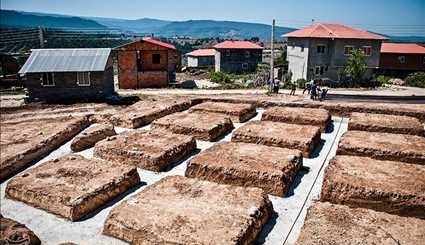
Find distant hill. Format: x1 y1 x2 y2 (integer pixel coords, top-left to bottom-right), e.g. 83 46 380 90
0 9 106 29
155 20 296 39
90 17 171 34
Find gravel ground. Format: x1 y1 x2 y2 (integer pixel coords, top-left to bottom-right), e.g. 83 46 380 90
0 109 348 245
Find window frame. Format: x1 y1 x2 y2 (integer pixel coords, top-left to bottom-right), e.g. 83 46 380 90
317 44 326 54
76 72 91 86
152 53 161 64
40 72 55 87
225 50 231 57
244 50 250 58
362 46 372 56
242 63 249 70
398 55 406 64
344 45 354 56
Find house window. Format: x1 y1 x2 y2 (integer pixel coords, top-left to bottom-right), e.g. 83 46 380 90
244 51 250 58
152 53 161 64
41 73 55 86
136 50 142 71
422 56 425 64
398 56 406 64
362 46 372 56
317 45 326 54
315 66 324 76
242 63 248 70
226 50 231 57
77 72 90 86
344 46 354 56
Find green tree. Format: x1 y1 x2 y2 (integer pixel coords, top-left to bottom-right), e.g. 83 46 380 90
344 49 367 82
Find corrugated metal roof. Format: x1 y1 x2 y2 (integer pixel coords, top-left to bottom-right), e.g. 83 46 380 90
283 23 387 40
186 49 216 57
213 41 263 50
381 43 425 54
19 48 111 73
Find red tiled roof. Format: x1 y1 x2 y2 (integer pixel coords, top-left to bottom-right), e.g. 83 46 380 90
186 49 216 56
213 41 263 50
381 43 425 54
284 23 387 40
142 37 176 50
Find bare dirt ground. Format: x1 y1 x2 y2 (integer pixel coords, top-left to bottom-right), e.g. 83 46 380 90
321 155 425 218
295 202 425 245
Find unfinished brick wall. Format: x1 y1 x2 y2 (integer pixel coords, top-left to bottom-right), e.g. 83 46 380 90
116 40 180 89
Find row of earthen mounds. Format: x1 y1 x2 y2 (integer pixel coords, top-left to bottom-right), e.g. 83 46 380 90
296 109 425 243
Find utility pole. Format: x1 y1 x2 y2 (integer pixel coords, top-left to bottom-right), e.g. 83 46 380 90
38 26 44 48
269 19 275 92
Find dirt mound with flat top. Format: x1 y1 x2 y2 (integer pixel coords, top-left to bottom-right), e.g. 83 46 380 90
349 112 424 135
103 176 273 245
0 116 89 182
337 130 425 164
232 121 321 157
186 142 302 196
295 202 425 245
94 129 196 171
189 102 256 122
151 112 234 141
0 214 41 245
71 123 116 152
321 155 425 218
109 98 192 128
262 106 331 132
6 154 140 221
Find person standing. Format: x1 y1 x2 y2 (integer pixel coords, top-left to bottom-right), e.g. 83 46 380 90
303 79 314 94
290 82 296 95
310 81 317 100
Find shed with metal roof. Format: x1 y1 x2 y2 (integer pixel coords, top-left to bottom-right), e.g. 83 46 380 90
20 48 114 102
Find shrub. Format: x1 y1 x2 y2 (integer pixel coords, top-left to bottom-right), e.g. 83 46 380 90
209 71 231 83
369 75 390 87
344 49 367 83
405 72 425 88
295 78 307 89
221 82 244 89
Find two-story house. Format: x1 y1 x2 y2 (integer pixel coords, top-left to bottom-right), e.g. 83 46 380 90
284 23 387 82
214 41 263 74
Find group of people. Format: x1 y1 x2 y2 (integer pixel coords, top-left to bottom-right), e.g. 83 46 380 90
303 79 328 101
269 78 328 101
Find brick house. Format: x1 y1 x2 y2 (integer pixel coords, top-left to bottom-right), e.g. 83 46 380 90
115 37 180 89
379 43 425 77
284 23 387 82
214 41 263 73
186 49 215 69
19 48 114 102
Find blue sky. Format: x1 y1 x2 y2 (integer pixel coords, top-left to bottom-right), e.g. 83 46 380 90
3 0 425 36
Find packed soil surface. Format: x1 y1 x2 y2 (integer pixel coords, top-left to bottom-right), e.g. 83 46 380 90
295 202 425 245
232 121 321 157
324 102 425 122
94 130 196 171
262 107 331 132
5 154 140 221
338 130 425 164
186 142 302 196
321 155 425 218
71 124 116 152
188 102 257 123
151 112 234 141
103 176 273 244
0 214 41 245
0 103 121 123
0 116 90 182
108 98 192 128
348 112 424 135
